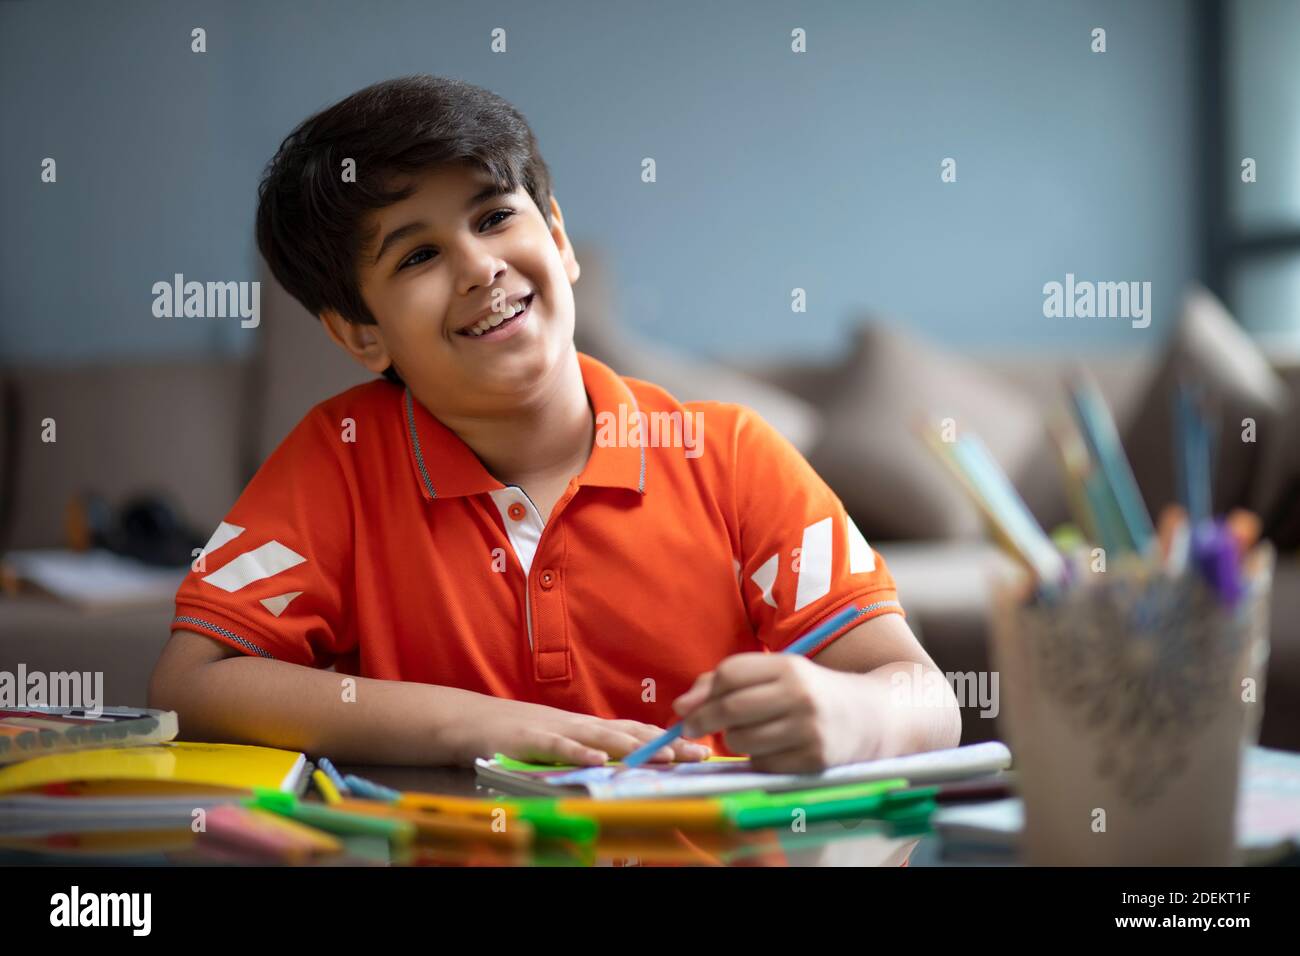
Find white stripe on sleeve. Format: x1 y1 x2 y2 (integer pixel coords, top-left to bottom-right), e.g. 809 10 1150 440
794 517 833 611
202 540 306 593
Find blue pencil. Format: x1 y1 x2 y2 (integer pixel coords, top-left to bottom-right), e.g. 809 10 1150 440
342 773 402 803
618 604 865 770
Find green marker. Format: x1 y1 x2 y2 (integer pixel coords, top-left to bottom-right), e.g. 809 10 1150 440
722 779 929 830
722 778 908 813
729 792 892 830
247 788 415 842
500 801 600 844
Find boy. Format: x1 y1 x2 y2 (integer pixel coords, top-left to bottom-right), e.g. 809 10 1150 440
149 75 960 771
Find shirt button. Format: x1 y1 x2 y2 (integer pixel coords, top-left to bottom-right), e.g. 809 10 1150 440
540 569 556 589
507 503 526 521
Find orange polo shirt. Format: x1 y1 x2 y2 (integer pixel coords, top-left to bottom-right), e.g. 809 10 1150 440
171 352 904 756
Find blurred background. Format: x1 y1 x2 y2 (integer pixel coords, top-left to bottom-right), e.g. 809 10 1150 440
1 0 1297 746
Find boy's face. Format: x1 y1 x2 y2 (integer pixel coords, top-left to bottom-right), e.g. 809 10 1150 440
325 162 581 414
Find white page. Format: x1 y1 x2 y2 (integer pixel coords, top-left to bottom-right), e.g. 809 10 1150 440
3 549 186 607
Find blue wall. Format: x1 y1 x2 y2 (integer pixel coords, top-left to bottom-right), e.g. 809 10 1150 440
0 0 1197 365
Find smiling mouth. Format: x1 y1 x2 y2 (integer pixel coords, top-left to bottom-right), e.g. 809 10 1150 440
456 293 535 338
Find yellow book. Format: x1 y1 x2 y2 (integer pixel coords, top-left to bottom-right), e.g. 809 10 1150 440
0 829 197 856
0 741 306 796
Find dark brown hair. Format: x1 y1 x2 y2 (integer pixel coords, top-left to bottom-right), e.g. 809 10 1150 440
255 75 554 385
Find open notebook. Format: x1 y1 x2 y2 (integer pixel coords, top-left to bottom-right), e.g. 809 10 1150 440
476 741 1012 800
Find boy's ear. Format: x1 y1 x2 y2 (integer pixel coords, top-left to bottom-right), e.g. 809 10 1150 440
319 309 393 375
548 195 581 285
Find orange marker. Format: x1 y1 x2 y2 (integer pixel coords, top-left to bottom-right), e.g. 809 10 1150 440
399 791 725 830
552 798 727 829
1225 508 1261 555
1157 504 1188 563
334 798 535 847
397 792 506 818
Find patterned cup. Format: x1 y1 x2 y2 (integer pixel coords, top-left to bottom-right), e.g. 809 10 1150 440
988 545 1273 866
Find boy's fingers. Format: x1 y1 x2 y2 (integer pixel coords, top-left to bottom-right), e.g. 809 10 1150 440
639 740 706 763
613 725 703 763
626 725 676 762
681 681 790 737
669 738 711 761
568 743 611 765
586 726 657 758
672 673 715 714
675 658 781 722
719 715 806 758
517 732 607 766
710 653 787 695
610 721 671 745
672 688 704 714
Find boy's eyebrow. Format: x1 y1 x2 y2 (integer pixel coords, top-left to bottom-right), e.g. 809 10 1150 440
370 183 513 265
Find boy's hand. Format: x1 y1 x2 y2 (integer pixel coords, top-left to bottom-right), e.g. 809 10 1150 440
672 653 885 773
458 702 712 767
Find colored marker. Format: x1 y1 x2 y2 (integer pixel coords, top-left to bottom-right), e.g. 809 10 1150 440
312 768 342 805
1192 520 1245 606
315 756 351 795
725 787 935 831
1225 508 1261 555
922 427 1067 590
202 805 342 862
243 807 345 853
333 798 536 847
721 778 907 814
342 773 401 802
398 792 599 843
1068 374 1155 555
536 797 726 830
247 788 415 842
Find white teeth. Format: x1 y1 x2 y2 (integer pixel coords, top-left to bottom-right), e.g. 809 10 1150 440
465 296 529 336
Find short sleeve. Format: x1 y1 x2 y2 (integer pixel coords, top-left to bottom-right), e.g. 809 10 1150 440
170 407 355 667
731 406 903 653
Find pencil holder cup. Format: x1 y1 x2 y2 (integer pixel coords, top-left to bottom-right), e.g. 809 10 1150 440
988 546 1273 866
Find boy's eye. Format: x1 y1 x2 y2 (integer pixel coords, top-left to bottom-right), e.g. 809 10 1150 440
481 208 514 230
395 209 515 271
398 248 435 271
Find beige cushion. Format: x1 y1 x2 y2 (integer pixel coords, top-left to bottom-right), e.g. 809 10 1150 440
0 597 173 708
0 374 17 551
2 360 249 550
807 320 1047 540
1126 285 1294 520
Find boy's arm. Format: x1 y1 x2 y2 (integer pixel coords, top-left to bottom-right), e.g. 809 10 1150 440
148 630 708 767
676 405 963 770
811 613 963 755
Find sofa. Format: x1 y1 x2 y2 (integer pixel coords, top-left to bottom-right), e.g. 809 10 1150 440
2 242 1296 751
733 333 1300 750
